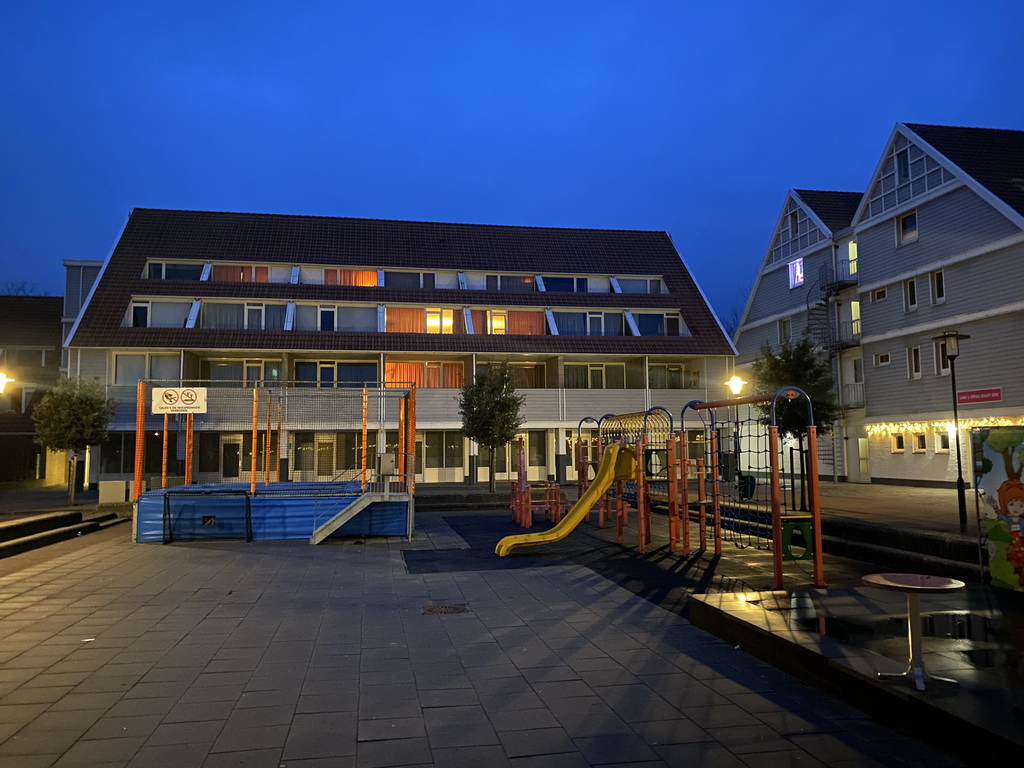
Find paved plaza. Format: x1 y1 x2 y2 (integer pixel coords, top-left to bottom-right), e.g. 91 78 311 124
0 509 971 768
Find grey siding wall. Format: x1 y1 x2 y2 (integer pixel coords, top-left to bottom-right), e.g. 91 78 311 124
76 349 108 382
862 314 1023 419
744 244 833 324
857 186 1021 287
734 309 811 364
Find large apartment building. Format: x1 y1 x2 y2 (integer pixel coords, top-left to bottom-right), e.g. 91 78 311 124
65 208 736 488
735 123 1024 486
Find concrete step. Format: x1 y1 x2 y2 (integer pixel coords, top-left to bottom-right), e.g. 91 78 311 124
0 511 128 559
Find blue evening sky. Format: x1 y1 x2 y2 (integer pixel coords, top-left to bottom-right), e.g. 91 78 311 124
1 1 1021 328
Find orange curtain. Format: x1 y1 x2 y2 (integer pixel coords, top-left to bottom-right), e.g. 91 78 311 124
385 362 424 388
211 265 268 283
508 311 545 335
325 269 339 285
470 310 486 335
385 307 425 333
442 363 464 388
342 270 377 287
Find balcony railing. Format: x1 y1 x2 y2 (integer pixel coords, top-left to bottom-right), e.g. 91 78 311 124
843 382 865 409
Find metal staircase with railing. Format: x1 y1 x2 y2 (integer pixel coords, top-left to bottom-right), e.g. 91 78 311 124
308 462 414 545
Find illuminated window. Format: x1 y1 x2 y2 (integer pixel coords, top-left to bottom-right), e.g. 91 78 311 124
847 242 858 276
425 308 454 334
788 258 804 288
487 310 507 335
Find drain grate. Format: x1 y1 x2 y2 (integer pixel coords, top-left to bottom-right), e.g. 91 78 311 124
422 601 467 615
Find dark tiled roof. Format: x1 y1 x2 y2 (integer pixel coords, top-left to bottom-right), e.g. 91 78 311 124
0 296 63 348
904 123 1024 218
69 209 735 356
792 190 862 233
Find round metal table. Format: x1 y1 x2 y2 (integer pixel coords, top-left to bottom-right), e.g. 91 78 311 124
862 573 966 691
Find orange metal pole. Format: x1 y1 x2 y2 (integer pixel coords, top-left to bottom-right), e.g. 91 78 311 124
769 425 784 589
806 425 825 588
636 435 647 553
575 439 583 500
710 430 722 556
666 434 678 553
696 458 706 549
680 432 692 555
185 412 193 486
408 385 416 494
275 402 282 483
133 381 146 501
361 387 368 491
161 414 168 489
596 434 605 525
397 396 406 478
250 388 258 494
264 395 271 486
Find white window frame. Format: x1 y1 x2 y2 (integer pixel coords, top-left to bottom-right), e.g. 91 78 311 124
898 210 919 245
129 301 150 328
912 433 927 454
903 278 917 312
425 307 454 334
936 431 951 454
871 286 887 302
873 352 890 367
319 305 336 332
934 339 950 376
788 258 804 289
245 303 265 330
891 433 906 454
487 309 507 335
931 270 945 304
778 317 792 344
907 346 922 380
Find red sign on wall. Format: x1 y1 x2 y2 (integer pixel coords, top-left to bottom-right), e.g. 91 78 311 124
957 388 1002 405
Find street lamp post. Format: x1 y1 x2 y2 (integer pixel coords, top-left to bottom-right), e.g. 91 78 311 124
933 331 970 533
724 376 747 488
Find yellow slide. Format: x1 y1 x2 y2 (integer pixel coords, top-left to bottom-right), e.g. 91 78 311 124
495 444 636 556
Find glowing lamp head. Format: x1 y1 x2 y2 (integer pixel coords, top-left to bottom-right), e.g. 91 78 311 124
0 372 13 394
724 375 747 396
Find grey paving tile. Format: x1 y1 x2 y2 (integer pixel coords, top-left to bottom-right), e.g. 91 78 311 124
126 741 211 768
83 714 164 740
629 717 714 745
358 684 420 720
1 686 75 705
296 692 358 713
653 740 749 767
357 716 426 741
145 719 225 746
355 736 431 768
422 705 499 748
282 713 357 759
418 687 479 708
573 733 661 763
0 728 83 757
429 744 511 767
505 751 590 767
51 736 147 766
200 748 284 768
212 724 290 755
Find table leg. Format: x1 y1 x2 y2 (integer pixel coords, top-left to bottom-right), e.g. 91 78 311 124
877 592 958 691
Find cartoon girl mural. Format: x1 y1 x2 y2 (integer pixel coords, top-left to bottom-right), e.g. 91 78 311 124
994 480 1024 587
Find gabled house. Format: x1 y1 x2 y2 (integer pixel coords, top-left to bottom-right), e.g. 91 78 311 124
65 208 736 488
735 122 1024 487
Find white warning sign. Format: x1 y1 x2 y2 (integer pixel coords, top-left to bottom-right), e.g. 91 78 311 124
152 387 208 414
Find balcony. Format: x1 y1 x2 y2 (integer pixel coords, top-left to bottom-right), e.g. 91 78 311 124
106 384 709 431
843 382 865 409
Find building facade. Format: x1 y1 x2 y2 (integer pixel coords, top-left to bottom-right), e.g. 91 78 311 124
65 209 736 488
0 295 66 482
735 123 1024 486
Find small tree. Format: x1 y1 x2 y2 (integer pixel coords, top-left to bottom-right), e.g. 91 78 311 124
32 377 116 504
750 331 839 440
459 363 525 492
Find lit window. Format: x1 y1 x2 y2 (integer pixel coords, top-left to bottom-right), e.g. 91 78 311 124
425 308 454 334
898 211 918 244
487 310 507 335
847 242 858 276
788 258 804 288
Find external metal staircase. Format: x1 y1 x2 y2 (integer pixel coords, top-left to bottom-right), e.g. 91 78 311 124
308 474 413 545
